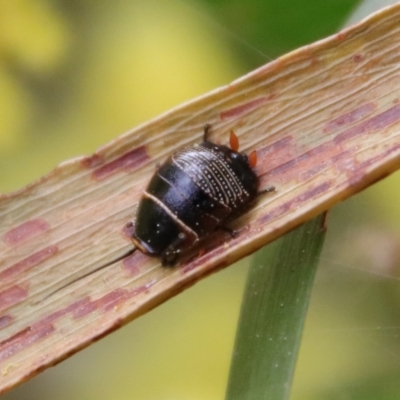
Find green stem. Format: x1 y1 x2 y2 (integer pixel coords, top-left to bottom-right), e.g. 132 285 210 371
226 214 327 400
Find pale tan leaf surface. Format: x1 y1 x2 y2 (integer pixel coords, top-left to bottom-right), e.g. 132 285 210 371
1 4 400 393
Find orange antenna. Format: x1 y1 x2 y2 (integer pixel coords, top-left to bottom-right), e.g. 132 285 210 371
229 130 239 151
248 150 257 168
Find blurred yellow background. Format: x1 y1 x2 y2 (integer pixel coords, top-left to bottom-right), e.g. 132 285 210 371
1 1 400 399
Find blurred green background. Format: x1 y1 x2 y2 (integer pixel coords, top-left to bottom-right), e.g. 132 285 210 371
2 1 400 399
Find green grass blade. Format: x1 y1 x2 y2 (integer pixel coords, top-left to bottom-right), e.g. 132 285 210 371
225 214 327 400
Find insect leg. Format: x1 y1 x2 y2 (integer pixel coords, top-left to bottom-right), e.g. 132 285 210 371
161 232 187 266
217 225 238 238
258 186 276 195
203 123 211 142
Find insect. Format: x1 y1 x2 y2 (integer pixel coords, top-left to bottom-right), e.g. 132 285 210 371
130 124 274 266
44 124 274 299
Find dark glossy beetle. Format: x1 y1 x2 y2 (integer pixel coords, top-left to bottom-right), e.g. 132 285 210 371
130 124 274 266
44 124 274 299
